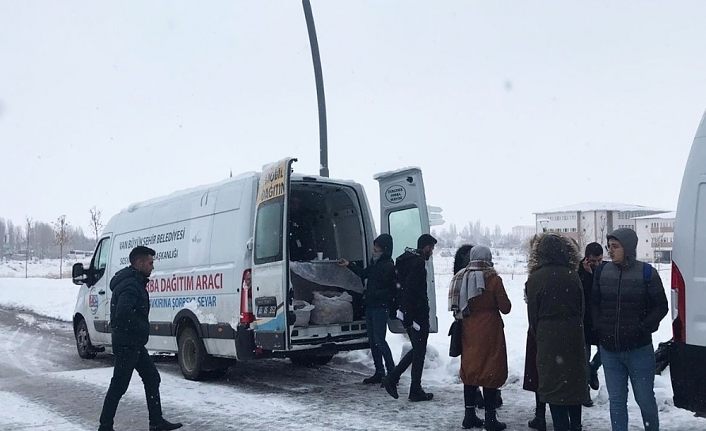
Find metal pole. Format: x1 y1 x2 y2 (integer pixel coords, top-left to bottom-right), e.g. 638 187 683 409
302 0 329 177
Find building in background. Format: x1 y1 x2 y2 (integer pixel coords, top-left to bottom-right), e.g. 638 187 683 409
632 212 676 263
534 202 667 250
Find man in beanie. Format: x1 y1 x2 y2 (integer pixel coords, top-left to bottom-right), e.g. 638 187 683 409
98 246 182 431
339 234 397 384
383 233 437 402
591 228 668 431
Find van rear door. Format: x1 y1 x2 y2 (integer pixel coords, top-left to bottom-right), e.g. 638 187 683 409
374 168 438 334
251 158 296 351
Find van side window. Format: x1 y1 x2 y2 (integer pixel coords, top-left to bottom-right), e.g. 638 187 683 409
388 207 422 259
91 238 111 282
255 198 284 264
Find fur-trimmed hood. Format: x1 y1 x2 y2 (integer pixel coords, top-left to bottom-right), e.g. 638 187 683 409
527 233 580 274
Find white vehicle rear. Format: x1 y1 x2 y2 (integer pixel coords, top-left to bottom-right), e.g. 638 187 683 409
670 112 706 413
72 158 438 380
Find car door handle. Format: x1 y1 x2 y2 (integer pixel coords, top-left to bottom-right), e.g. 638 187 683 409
98 290 106 295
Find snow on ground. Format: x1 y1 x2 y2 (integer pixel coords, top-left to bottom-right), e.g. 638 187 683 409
0 257 87 279
0 391 88 430
0 251 701 430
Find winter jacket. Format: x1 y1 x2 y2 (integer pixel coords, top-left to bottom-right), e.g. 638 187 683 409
526 233 589 405
591 228 669 352
460 271 511 388
395 248 429 328
110 266 151 347
348 234 396 308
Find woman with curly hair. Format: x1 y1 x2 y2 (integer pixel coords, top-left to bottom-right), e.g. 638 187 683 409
526 233 589 431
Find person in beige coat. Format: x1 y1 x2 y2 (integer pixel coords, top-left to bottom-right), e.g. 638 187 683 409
450 246 511 430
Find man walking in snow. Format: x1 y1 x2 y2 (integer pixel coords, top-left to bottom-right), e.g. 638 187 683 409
383 234 437 402
98 246 183 431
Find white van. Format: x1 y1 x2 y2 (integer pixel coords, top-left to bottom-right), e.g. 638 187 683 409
72 158 438 380
670 112 706 413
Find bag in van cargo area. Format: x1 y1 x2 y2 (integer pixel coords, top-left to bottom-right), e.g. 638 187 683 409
293 300 315 327
310 291 354 325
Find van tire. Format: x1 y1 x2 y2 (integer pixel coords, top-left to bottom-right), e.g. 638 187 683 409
290 353 334 367
177 326 207 380
75 318 97 359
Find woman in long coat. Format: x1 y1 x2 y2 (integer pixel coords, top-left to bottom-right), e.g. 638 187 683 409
526 233 589 431
450 246 511 430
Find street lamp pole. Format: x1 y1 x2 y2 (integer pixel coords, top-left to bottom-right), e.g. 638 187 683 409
302 0 329 177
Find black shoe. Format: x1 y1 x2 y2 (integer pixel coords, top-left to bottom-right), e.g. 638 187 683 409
589 371 600 390
149 419 183 431
381 376 399 399
528 416 547 431
484 409 506 431
408 388 434 402
583 398 594 408
363 373 383 384
462 407 484 429
97 426 114 431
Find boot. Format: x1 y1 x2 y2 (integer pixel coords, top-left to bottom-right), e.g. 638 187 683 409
408 386 434 402
149 419 183 431
463 408 484 429
382 375 399 399
528 416 547 431
363 373 384 384
484 408 506 431
97 426 114 431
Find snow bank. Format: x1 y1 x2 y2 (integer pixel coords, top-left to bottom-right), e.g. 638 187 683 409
0 278 77 321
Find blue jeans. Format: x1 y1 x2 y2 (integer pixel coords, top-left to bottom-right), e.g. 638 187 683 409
366 306 395 375
600 344 659 431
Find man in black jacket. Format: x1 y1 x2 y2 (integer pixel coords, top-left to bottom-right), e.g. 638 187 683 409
98 246 182 431
383 233 436 402
591 228 668 431
339 234 397 384
577 242 604 404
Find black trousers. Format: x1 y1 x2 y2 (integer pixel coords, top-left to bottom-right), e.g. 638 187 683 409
464 385 500 409
549 404 582 431
99 345 163 428
390 323 429 390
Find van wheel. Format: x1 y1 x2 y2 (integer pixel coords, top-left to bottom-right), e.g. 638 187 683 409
290 353 334 367
178 326 207 380
75 318 97 359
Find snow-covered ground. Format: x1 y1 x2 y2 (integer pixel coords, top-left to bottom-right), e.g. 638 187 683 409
0 257 87 279
0 252 701 430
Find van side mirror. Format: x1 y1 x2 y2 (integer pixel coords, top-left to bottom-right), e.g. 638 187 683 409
72 263 87 286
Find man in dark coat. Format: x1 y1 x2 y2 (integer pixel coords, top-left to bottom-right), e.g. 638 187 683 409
577 242 604 402
382 233 436 402
98 246 182 431
339 234 397 384
592 228 668 431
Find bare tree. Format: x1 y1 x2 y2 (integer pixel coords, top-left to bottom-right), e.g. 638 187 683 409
598 215 607 244
25 217 32 278
89 206 104 244
53 215 71 279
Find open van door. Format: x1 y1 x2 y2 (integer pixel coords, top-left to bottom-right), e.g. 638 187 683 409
251 158 297 351
374 167 438 334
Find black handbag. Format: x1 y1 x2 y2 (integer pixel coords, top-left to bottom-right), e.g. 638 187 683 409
448 319 463 357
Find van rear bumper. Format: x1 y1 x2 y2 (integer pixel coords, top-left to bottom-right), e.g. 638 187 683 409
671 341 706 413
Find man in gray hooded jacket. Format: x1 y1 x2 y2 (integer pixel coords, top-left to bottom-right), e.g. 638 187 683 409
591 228 668 431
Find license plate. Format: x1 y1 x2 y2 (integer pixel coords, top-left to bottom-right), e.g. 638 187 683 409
256 305 277 318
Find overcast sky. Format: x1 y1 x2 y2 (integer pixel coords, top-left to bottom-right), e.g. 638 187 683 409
2 1 705 235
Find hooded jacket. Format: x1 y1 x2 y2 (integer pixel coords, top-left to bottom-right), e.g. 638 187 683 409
395 247 429 328
591 228 669 352
348 234 396 308
525 233 589 405
109 266 151 347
